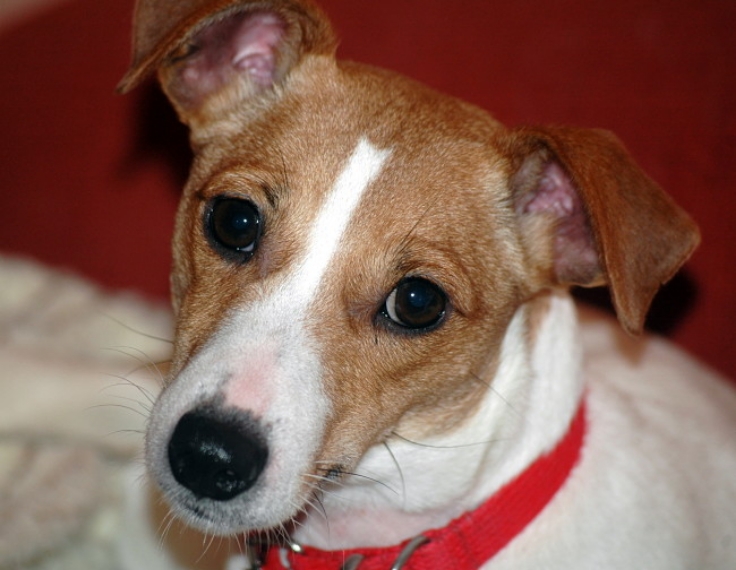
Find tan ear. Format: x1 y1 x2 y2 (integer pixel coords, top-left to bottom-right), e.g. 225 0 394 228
117 0 335 125
506 126 700 335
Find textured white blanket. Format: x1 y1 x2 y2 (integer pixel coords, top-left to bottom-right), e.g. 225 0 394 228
0 256 232 569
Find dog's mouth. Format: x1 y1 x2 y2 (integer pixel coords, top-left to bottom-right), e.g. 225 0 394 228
159 451 355 538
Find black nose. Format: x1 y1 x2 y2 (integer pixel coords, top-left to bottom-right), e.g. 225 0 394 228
167 409 268 501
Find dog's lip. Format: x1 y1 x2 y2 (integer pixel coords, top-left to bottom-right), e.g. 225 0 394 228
188 502 217 523
157 455 332 534
168 494 225 530
169 492 261 535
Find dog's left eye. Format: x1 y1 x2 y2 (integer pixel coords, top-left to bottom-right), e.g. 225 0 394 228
382 277 447 331
206 197 262 260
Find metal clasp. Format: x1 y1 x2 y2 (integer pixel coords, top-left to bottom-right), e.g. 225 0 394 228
243 540 266 570
340 554 365 570
390 535 430 570
244 537 302 569
338 535 430 570
255 534 430 570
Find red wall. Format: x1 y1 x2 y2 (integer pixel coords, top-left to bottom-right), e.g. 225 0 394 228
1 0 734 378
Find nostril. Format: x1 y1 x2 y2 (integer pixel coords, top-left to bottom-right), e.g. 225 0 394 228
167 409 268 501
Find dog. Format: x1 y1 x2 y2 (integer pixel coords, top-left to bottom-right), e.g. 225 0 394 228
118 1 736 568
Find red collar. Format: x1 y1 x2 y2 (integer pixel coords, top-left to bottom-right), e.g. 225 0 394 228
259 398 587 570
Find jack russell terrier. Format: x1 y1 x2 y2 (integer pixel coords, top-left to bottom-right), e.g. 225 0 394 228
118 0 736 568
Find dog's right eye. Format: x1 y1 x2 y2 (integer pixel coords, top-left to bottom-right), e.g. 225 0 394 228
206 197 262 261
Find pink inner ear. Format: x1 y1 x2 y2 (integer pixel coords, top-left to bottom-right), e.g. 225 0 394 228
524 163 600 284
524 162 576 218
177 11 287 107
231 13 287 88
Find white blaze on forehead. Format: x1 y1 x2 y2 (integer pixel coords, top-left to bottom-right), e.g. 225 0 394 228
290 137 392 303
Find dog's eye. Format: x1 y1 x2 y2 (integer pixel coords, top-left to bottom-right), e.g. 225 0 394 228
206 197 262 260
383 277 447 331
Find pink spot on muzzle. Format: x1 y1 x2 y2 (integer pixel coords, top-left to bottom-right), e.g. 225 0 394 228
223 350 277 417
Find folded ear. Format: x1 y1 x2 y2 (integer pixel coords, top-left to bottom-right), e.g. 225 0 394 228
117 0 335 126
506 126 700 335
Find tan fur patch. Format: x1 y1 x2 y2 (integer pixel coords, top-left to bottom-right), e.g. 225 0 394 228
166 57 533 473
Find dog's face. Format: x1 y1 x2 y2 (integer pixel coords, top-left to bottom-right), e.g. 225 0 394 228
120 0 699 537
151 58 526 533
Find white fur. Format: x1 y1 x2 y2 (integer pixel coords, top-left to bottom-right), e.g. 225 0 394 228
487 313 736 569
293 293 584 549
146 138 392 534
291 295 736 568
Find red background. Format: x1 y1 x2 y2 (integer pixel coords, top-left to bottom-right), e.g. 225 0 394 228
1 0 734 378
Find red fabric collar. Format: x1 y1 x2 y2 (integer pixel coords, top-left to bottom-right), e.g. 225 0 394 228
261 398 587 570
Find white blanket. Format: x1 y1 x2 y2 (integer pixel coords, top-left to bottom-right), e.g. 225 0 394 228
0 255 242 569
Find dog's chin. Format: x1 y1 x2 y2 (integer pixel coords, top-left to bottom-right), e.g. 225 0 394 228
159 478 310 537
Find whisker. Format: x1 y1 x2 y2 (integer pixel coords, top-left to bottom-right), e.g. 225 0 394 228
86 402 149 419
469 371 520 417
101 373 157 406
397 195 438 254
158 509 179 548
106 428 145 437
389 431 511 449
315 466 399 496
382 441 405 506
115 344 168 367
233 534 245 557
99 390 153 414
302 476 365 511
101 345 169 387
196 531 218 564
99 311 173 344
313 493 329 526
303 492 329 526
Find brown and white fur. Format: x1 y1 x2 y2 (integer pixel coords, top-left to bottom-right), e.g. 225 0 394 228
119 0 736 567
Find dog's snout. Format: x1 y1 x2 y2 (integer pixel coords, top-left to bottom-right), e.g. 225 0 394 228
167 409 268 501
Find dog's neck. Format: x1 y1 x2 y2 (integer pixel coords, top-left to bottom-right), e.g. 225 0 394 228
293 291 585 550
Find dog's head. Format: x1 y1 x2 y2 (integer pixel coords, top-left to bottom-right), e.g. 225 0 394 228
120 0 699 537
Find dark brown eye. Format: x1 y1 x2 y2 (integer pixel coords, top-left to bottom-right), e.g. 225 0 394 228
383 277 447 331
206 197 261 260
